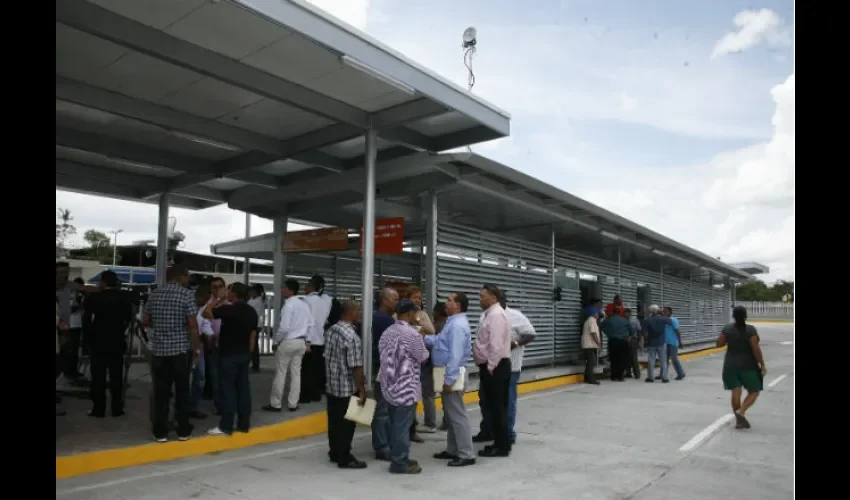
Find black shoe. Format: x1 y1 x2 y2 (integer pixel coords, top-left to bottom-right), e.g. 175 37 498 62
87 409 105 418
189 410 208 419
472 433 493 443
338 458 367 469
478 447 510 457
655 375 662 380
262 405 282 412
662 379 670 383
112 409 125 417
448 458 476 467
374 451 390 461
585 380 600 385
645 378 654 383
288 406 299 412
433 451 459 460
675 375 686 381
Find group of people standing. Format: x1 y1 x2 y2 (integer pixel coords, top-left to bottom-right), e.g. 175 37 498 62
581 295 687 384
329 283 536 474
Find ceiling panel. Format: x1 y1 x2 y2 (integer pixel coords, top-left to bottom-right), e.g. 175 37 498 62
302 66 403 107
319 136 396 159
256 159 313 177
99 118 237 160
85 51 203 102
157 77 264 119
56 100 121 128
241 33 340 85
199 178 249 190
91 0 208 30
218 98 333 138
55 24 129 81
164 0 288 60
357 91 417 112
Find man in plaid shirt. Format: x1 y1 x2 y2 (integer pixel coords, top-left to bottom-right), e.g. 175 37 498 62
143 264 201 442
324 300 367 469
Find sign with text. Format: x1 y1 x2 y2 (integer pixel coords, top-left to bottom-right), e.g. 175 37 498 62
359 217 405 255
283 227 349 253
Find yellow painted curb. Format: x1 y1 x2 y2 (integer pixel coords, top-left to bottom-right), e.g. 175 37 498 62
56 373 584 479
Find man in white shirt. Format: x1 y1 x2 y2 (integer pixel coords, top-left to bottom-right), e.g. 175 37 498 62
300 275 334 404
472 291 536 446
263 279 314 412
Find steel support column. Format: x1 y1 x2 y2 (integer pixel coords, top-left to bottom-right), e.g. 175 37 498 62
550 227 556 367
425 189 438 311
660 263 665 306
272 216 288 326
361 128 378 385
243 212 251 284
155 193 169 286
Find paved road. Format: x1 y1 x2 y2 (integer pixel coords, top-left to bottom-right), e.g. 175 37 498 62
56 323 794 500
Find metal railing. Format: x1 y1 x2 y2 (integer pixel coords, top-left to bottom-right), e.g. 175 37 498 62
734 301 794 320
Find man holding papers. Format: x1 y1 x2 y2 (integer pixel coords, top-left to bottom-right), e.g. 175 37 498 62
324 300 367 469
425 292 476 467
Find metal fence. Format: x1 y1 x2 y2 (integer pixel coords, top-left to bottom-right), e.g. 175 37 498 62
734 301 794 320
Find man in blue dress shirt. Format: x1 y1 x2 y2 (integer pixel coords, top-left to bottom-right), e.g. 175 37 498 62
424 292 476 467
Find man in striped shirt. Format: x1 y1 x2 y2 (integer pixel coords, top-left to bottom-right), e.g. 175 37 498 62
378 300 430 474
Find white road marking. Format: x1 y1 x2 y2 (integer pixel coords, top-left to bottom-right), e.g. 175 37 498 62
678 414 735 453
678 372 791 454
768 374 788 388
57 384 584 495
779 341 793 345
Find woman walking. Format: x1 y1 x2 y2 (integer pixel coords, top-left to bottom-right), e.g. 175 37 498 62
716 306 767 429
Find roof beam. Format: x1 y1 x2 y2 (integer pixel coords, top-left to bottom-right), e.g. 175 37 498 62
56 0 368 127
284 172 453 216
56 78 347 173
56 159 168 194
229 152 463 211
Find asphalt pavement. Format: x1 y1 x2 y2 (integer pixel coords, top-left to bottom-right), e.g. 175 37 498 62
56 322 794 500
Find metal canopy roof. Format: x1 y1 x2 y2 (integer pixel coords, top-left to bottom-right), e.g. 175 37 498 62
729 262 770 275
230 152 752 281
55 0 511 209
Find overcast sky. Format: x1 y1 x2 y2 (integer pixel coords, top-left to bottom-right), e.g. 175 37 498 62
56 0 794 283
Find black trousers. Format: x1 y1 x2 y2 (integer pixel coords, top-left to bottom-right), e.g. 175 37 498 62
628 338 641 378
608 339 630 380
327 394 356 463
90 350 124 414
152 352 193 439
218 352 252 434
478 358 512 452
583 348 598 383
300 346 326 402
251 333 261 371
60 327 82 378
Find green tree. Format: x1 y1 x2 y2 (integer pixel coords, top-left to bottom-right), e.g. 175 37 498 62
83 229 121 265
735 280 794 302
56 208 76 252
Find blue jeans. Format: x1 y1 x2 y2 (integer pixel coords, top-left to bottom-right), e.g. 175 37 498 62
218 353 252 434
667 344 686 378
480 371 521 441
646 344 669 381
189 347 205 412
386 403 416 472
371 382 390 453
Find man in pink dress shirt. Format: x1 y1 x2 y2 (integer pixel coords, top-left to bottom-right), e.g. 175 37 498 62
473 284 512 457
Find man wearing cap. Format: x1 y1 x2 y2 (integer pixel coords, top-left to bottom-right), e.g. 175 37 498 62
643 305 673 383
377 299 430 474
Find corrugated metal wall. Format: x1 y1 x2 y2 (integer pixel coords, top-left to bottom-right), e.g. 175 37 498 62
436 222 554 366
437 222 731 368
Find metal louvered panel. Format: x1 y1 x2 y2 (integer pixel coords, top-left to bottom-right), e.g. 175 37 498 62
436 222 555 368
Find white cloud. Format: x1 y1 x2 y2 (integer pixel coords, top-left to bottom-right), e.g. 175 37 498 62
617 92 638 112
711 9 792 59
304 0 371 31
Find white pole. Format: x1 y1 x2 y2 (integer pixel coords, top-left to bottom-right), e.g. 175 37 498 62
361 127 378 385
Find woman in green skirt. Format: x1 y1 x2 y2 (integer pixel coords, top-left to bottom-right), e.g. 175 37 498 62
716 306 767 429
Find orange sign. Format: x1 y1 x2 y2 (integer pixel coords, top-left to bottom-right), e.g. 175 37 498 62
359 217 405 255
283 227 349 253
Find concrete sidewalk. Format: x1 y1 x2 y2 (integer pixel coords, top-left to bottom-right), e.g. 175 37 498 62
56 322 794 499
